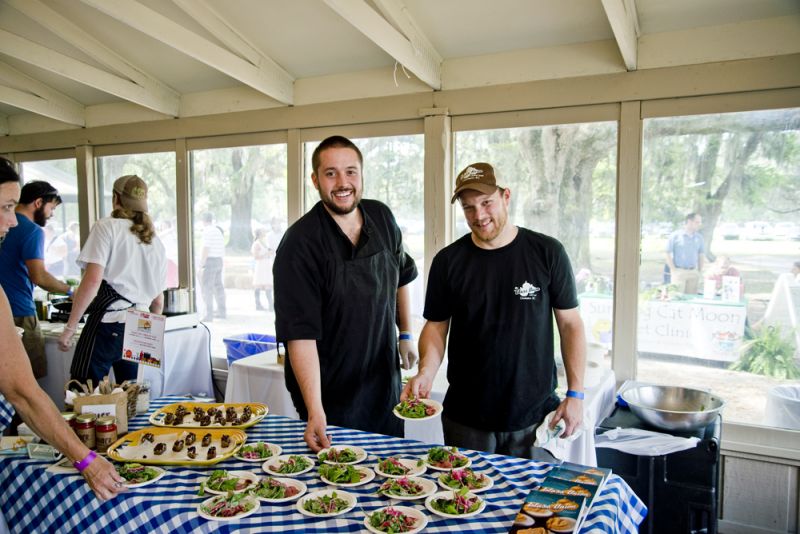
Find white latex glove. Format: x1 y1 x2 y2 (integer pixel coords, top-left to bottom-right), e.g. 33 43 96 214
398 334 418 370
57 325 77 352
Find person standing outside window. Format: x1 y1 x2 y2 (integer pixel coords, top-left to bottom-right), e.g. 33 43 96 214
0 179 72 379
199 212 226 322
402 162 586 459
273 135 418 451
665 212 705 294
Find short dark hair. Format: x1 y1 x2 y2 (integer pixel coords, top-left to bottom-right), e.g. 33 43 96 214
19 180 62 206
311 135 363 176
0 157 21 185
685 212 700 223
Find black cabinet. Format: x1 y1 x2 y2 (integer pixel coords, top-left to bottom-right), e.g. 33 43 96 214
595 406 721 534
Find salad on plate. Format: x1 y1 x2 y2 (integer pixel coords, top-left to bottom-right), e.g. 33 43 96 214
425 488 485 518
375 457 425 478
424 446 471 470
198 492 259 521
251 476 306 501
115 463 165 487
376 476 435 500
318 464 374 487
200 470 257 495
263 455 314 476
393 397 441 420
297 490 356 517
364 505 427 534
235 442 281 462
438 468 493 492
317 445 366 465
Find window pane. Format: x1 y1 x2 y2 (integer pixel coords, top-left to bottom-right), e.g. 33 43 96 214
191 144 288 357
303 135 426 335
455 122 619 383
19 159 80 280
97 152 178 287
638 108 800 430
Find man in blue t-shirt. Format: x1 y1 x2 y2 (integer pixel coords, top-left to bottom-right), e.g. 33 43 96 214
665 212 705 294
402 162 587 460
0 181 72 378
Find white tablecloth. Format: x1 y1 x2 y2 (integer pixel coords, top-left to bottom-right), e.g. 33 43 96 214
37 322 214 410
225 349 616 465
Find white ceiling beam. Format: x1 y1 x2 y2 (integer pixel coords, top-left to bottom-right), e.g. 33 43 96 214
0 29 177 116
0 60 85 126
172 0 265 67
601 0 639 71
80 0 294 105
321 0 441 90
372 0 443 65
5 0 179 116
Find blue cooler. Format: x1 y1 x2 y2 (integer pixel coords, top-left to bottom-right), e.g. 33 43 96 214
223 333 277 367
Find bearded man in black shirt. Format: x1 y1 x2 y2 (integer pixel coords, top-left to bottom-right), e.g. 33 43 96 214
402 162 586 459
274 136 418 451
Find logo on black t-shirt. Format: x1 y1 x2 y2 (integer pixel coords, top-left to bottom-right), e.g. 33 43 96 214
514 281 540 300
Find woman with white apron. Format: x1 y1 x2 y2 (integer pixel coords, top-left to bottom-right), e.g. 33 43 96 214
57 175 167 384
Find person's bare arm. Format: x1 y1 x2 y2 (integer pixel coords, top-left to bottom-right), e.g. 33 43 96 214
401 319 449 401
0 288 125 500
25 258 70 294
287 339 331 452
396 284 417 369
550 308 587 437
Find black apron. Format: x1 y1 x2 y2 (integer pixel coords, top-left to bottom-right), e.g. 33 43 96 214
69 280 132 382
285 229 402 437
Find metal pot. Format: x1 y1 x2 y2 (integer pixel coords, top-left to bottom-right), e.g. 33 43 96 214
621 385 725 431
163 287 191 314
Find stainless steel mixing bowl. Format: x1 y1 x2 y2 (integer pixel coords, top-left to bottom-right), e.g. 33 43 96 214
621 385 725 431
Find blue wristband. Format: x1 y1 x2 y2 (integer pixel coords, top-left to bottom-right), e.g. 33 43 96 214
566 390 585 400
398 332 413 341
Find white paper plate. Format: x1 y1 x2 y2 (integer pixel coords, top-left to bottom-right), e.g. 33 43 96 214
296 489 357 518
363 505 428 534
252 477 307 503
424 490 486 519
120 465 167 488
202 470 259 494
197 494 260 521
422 451 471 471
375 457 427 479
234 442 282 462
436 469 494 493
392 399 443 421
317 445 367 465
377 476 437 501
262 454 315 477
321 465 375 487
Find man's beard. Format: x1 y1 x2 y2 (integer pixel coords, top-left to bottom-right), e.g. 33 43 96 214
320 187 361 215
33 205 48 227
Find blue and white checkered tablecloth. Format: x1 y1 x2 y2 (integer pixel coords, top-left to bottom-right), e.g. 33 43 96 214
0 397 646 533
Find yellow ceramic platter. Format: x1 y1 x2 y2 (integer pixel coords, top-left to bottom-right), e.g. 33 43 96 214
107 426 247 466
148 402 268 429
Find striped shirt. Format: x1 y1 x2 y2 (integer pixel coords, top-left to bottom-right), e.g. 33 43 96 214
202 225 225 258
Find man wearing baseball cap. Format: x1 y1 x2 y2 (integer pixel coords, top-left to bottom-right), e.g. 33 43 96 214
0 180 72 378
402 162 586 460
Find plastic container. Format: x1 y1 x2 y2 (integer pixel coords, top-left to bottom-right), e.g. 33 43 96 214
222 333 277 367
765 385 800 430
